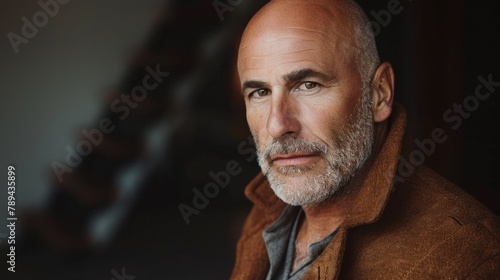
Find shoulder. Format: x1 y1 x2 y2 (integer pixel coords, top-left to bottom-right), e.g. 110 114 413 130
407 165 500 235
344 166 500 279
400 166 500 277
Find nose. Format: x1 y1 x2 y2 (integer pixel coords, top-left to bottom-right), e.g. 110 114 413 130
266 91 301 139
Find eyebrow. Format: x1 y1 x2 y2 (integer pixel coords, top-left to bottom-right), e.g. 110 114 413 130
241 68 335 95
283 68 335 84
241 80 269 95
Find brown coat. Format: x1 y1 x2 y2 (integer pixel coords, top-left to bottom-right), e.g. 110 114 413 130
231 105 500 279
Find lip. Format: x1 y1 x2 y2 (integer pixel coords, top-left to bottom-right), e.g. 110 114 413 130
270 153 321 166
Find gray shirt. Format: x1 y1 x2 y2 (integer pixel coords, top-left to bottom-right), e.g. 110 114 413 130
263 206 337 280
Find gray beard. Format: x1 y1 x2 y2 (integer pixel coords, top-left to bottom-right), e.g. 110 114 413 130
254 92 374 206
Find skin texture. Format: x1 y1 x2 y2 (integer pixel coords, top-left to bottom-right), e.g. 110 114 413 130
238 0 395 272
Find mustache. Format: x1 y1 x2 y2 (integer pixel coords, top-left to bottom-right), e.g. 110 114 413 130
261 137 329 160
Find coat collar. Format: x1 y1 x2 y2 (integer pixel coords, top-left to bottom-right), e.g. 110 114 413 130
344 103 407 227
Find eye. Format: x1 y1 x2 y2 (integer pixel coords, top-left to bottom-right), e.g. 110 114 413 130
297 82 319 91
250 89 270 98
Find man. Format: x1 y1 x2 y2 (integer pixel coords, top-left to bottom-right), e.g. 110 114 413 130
231 0 500 279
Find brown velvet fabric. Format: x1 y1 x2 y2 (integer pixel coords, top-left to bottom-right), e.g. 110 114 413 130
231 104 500 279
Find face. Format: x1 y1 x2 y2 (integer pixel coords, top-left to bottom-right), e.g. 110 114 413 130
238 3 374 206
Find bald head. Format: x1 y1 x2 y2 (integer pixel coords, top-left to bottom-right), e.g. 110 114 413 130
238 0 379 87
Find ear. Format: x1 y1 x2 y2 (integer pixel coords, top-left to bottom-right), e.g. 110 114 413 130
371 62 395 123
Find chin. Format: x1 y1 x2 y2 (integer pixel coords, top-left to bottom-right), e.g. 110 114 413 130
266 166 342 206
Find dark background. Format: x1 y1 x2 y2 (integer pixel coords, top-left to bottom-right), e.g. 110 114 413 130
0 0 499 279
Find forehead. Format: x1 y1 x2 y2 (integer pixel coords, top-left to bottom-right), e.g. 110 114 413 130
237 2 355 81
238 29 343 76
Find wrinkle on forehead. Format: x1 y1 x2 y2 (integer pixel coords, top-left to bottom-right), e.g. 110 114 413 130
241 47 329 72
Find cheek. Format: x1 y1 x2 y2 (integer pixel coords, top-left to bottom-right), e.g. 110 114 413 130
246 106 268 144
300 105 340 142
298 94 360 142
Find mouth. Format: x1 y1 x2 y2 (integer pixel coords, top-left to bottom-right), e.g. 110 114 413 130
270 153 321 167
